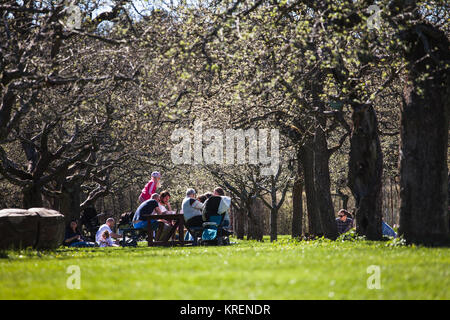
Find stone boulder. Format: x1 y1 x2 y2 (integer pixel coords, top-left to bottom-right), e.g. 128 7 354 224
0 208 65 249
28 208 65 249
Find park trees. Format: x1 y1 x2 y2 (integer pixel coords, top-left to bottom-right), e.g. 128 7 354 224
256 163 293 242
173 0 449 245
386 0 449 245
286 0 448 244
0 0 448 246
207 165 263 240
0 0 176 222
175 0 356 239
0 1 119 213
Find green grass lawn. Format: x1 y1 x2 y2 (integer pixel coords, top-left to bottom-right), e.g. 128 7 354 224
0 236 448 300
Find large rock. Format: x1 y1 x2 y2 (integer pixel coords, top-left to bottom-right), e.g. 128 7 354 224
0 209 39 249
0 208 65 249
28 208 65 249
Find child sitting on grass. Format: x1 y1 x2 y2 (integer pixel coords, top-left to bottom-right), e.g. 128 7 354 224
98 230 118 247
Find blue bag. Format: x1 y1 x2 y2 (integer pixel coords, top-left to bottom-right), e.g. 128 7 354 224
202 227 218 241
185 231 194 241
202 221 220 241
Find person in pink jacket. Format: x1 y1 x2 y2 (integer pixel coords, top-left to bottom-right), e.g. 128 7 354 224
139 171 161 203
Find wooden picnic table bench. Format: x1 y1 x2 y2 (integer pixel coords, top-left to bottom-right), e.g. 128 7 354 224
145 213 190 246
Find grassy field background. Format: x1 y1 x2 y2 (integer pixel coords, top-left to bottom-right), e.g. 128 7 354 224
0 236 448 299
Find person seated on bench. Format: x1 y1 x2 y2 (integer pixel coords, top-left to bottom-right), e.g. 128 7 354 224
132 193 162 231
155 190 175 241
212 187 231 229
197 194 207 204
201 190 233 238
157 190 174 223
198 192 212 203
96 218 122 246
182 188 204 229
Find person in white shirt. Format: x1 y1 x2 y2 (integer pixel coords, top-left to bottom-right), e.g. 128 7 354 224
182 188 205 228
156 190 174 241
98 230 118 247
96 218 122 246
158 190 172 212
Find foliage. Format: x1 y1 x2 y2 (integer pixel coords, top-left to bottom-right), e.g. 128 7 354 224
336 229 367 242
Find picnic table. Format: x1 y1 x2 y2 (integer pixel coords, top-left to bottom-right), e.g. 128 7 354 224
145 213 189 246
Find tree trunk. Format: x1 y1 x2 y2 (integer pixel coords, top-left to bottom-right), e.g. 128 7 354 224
299 144 323 236
390 179 394 226
269 182 278 242
336 189 349 210
313 117 338 240
348 104 383 240
23 184 44 208
247 197 264 241
235 196 246 239
128 188 136 212
117 190 128 213
21 138 42 209
292 175 303 238
59 183 81 225
398 23 450 245
270 206 277 242
236 208 246 240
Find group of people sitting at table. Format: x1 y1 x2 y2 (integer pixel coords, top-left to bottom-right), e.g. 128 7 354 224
134 171 231 239
64 171 398 247
134 187 231 241
64 171 232 247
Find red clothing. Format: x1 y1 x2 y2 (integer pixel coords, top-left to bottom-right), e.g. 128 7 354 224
139 180 157 202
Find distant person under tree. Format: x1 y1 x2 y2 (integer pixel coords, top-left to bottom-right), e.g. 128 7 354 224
336 209 353 235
